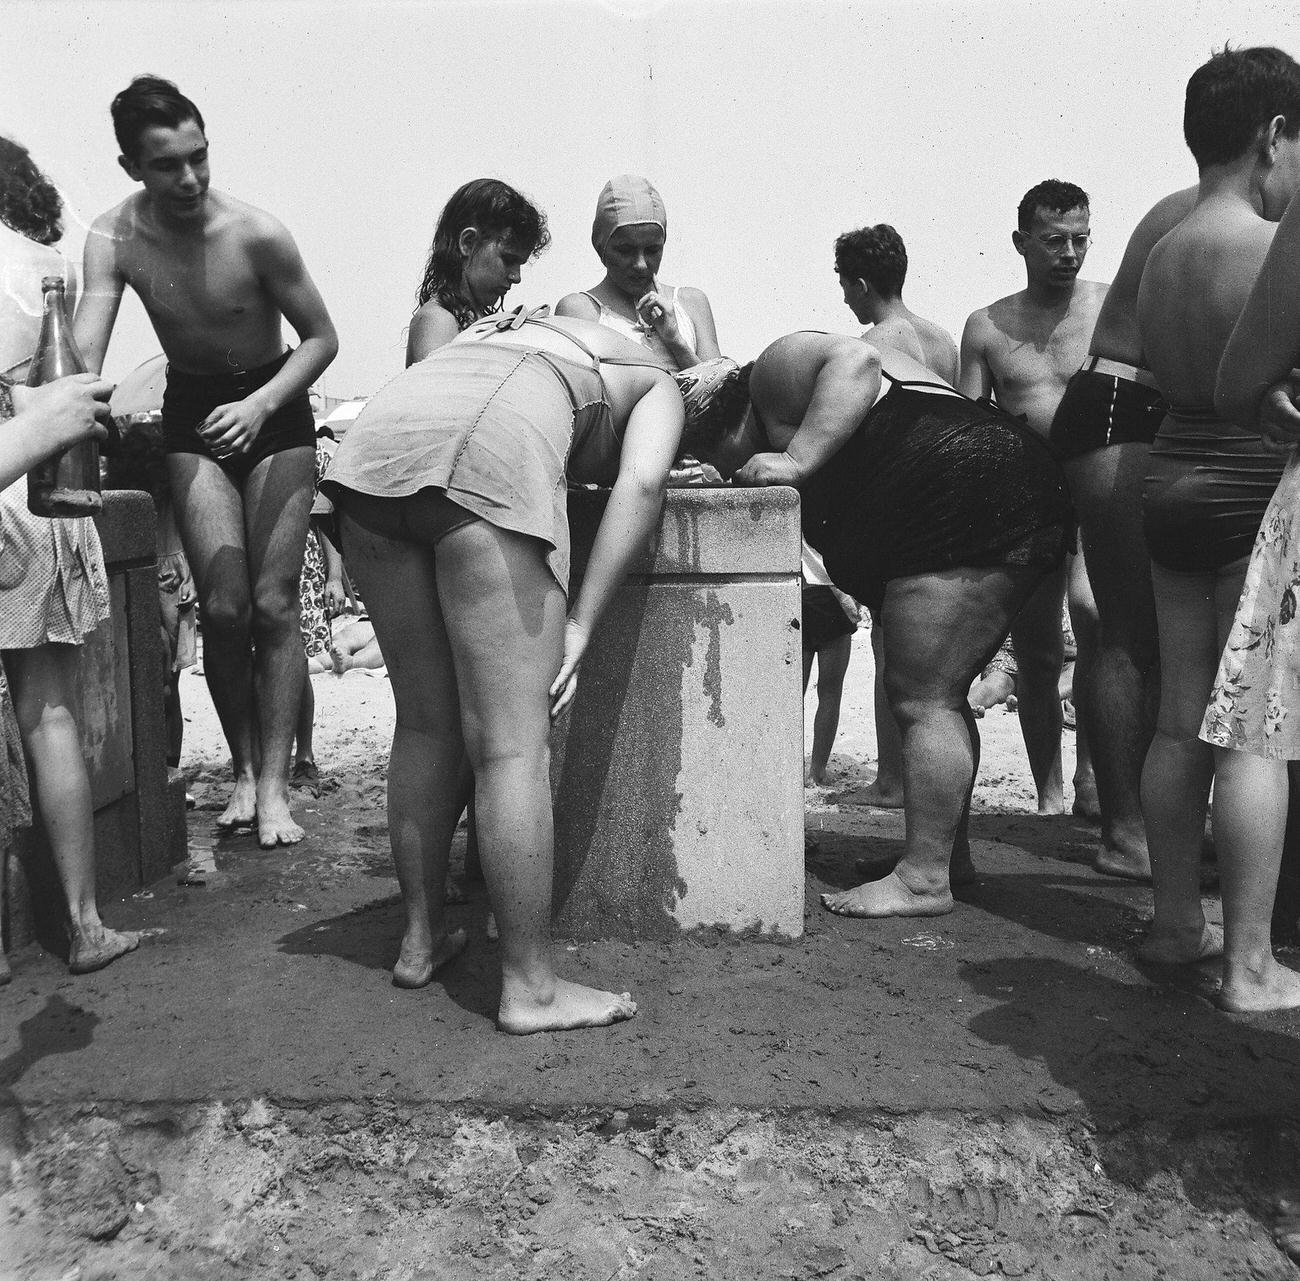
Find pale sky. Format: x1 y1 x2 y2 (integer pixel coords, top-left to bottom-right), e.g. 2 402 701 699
8 0 1300 396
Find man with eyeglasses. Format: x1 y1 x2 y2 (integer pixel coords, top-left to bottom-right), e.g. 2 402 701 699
959 179 1107 825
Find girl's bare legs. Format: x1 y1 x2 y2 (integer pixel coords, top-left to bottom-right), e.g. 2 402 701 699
433 520 634 1033
3 644 139 973
807 635 852 786
1213 748 1300 1011
341 516 467 989
1138 562 1241 963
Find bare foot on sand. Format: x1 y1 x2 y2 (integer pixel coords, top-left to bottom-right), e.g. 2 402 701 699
1138 920 1223 965
855 845 977 889
1273 1198 1300 1264
69 926 140 974
393 928 468 989
330 643 349 676
216 775 258 830
822 871 954 918
498 976 637 1035
858 779 904 808
1217 957 1300 1013
257 785 305 849
1094 842 1152 881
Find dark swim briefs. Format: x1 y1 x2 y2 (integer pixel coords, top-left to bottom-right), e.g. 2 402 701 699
801 585 855 651
162 349 315 480
800 375 1073 612
1047 357 1167 462
1142 408 1286 574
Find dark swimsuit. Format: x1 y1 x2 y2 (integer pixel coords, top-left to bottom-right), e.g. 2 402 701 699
1048 356 1167 462
1142 404 1286 573
798 370 1073 611
162 348 316 481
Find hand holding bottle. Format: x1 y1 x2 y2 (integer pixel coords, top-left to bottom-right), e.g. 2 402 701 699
2 375 112 491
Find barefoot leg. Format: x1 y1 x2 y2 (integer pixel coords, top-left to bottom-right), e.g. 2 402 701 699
341 511 470 990
1142 562 1245 935
4 645 139 973
1009 563 1067 814
1213 748 1300 1012
242 451 314 848
807 633 851 786
1067 446 1160 875
824 565 1040 920
861 615 904 805
432 518 635 1033
168 454 259 829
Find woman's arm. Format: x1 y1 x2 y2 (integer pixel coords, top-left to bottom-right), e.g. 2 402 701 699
549 376 683 716
1216 193 1300 443
678 287 721 362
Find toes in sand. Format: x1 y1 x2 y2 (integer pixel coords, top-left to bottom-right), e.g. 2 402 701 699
1274 1199 1300 1264
392 928 468 989
1138 921 1223 965
1217 958 1300 1014
216 778 258 830
498 977 637 1035
821 871 954 919
69 927 140 975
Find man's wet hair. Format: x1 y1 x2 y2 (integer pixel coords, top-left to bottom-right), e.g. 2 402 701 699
0 136 62 245
112 76 205 162
415 178 551 330
678 361 755 459
834 224 907 299
1183 46 1300 169
1017 179 1089 231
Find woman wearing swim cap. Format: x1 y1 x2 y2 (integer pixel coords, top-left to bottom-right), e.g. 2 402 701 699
556 174 721 371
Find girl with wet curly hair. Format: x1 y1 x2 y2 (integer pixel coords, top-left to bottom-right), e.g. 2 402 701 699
407 179 550 363
0 136 63 246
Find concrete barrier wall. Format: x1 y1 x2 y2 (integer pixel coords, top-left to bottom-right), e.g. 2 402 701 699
3 491 186 954
552 486 804 941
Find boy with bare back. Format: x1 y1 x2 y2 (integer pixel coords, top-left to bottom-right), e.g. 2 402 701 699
76 76 338 849
960 181 1106 820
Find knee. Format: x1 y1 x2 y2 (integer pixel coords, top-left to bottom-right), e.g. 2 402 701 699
250 583 300 641
202 591 252 637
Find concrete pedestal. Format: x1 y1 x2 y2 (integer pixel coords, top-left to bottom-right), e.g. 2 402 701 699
3 490 186 954
552 486 804 941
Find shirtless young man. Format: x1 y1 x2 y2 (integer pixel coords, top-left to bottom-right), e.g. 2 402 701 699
834 223 959 809
836 224 959 382
76 76 338 849
1135 46 1300 974
1047 186 1198 881
675 336 1071 919
960 181 1107 818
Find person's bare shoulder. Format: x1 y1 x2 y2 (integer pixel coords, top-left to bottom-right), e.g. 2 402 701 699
555 291 600 319
86 193 144 243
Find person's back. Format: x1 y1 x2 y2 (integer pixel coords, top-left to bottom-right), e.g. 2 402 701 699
1139 201 1276 410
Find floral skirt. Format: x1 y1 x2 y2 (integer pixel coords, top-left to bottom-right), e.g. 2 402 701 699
1201 451 1300 758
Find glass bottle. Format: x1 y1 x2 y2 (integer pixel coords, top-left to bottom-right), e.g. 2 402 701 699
26 276 102 517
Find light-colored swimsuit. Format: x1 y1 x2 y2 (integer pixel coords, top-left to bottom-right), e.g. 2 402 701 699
581 287 698 363
321 313 665 592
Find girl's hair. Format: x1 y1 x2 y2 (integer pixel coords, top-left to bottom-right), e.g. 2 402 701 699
414 179 550 330
0 136 63 245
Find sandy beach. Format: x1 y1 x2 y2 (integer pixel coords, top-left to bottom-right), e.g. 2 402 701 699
4 628 1299 1279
